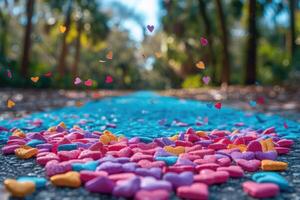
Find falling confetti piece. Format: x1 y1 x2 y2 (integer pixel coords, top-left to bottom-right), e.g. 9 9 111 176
105 75 113 83
7 69 12 79
214 102 222 109
200 37 208 46
75 101 84 107
283 122 288 129
106 51 113 60
99 60 106 63
84 79 93 87
202 76 210 85
196 61 205 69
44 72 52 77
59 25 67 33
257 96 265 105
7 99 15 108
155 52 162 58
206 103 213 108
74 77 82 85
249 100 256 107
147 25 154 32
30 76 39 83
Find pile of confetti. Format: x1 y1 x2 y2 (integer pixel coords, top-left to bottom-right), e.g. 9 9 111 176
0 122 295 199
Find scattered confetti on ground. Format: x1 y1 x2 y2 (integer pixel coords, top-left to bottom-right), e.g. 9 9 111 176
0 92 299 199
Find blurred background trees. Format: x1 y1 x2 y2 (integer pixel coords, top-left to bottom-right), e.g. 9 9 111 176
0 0 299 89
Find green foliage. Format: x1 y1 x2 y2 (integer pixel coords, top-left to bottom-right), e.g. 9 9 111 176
182 75 202 89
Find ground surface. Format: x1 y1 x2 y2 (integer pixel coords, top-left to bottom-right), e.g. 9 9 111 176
0 91 300 199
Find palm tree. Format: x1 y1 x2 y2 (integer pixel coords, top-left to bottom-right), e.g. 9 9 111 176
245 0 257 85
21 0 35 77
215 0 230 85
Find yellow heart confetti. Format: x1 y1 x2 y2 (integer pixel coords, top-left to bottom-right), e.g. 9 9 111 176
30 77 39 83
196 61 205 69
106 51 113 60
7 99 15 108
59 25 67 33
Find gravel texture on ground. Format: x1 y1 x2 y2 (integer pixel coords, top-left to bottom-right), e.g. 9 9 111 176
0 91 299 199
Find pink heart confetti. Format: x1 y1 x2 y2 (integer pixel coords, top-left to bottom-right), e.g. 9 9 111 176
7 69 12 79
74 77 82 85
84 79 93 87
44 72 52 77
147 25 154 32
105 75 113 84
202 76 210 85
284 122 288 129
200 37 208 46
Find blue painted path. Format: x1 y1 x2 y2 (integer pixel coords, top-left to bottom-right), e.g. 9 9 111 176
0 92 299 143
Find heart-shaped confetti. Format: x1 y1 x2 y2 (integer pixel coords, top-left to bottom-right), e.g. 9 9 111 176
283 122 288 129
59 25 67 33
106 51 113 60
105 75 113 84
84 79 93 87
7 69 12 79
206 103 213 108
249 100 256 107
196 61 205 69
30 77 39 83
75 101 84 107
200 37 208 46
44 72 52 77
257 97 265 105
99 60 106 63
214 102 222 109
155 52 162 58
74 77 82 85
202 76 210 85
147 25 154 32
7 99 15 108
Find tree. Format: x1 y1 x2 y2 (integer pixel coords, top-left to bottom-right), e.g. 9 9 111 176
57 0 73 78
215 0 230 85
72 16 82 79
289 0 296 66
21 0 35 77
198 0 217 83
245 0 257 85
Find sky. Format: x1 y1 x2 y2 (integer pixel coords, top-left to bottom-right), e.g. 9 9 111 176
102 0 161 42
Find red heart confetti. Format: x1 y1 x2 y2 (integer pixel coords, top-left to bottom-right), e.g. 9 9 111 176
257 97 265 105
105 75 113 84
214 102 222 109
44 72 52 77
84 79 93 87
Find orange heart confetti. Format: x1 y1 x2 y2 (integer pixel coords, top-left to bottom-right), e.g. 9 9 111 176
7 99 15 108
196 61 205 69
59 25 67 33
31 76 39 83
155 52 162 58
75 101 84 107
106 51 113 60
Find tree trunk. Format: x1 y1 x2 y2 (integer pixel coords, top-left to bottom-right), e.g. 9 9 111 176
198 0 217 83
245 0 257 85
72 18 82 80
21 0 34 77
289 0 296 66
215 0 230 85
0 9 8 58
57 0 72 78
